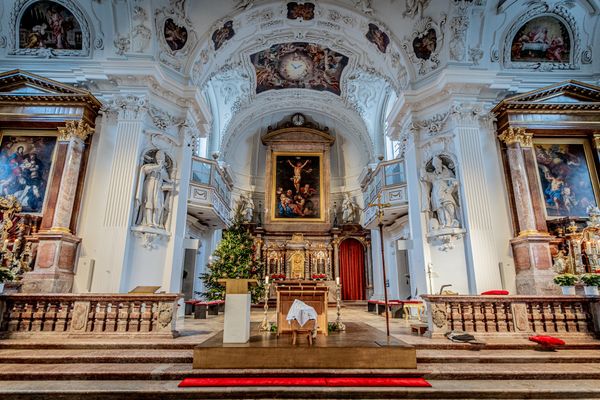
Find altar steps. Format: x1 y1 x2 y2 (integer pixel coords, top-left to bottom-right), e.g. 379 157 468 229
0 379 600 399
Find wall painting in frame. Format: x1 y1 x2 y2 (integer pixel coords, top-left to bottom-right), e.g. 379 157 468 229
0 132 57 213
272 152 323 221
533 138 599 218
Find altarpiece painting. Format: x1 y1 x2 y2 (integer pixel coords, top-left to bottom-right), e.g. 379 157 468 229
0 133 57 213
534 139 599 218
272 153 322 220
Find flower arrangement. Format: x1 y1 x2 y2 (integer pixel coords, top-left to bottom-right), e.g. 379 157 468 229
270 273 286 280
312 273 327 280
580 273 600 287
553 273 579 287
0 267 14 283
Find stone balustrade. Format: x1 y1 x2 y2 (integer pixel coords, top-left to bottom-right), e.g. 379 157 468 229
422 295 600 338
0 293 179 338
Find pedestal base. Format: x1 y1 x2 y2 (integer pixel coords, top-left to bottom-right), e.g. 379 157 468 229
511 234 558 295
21 232 81 293
223 293 251 343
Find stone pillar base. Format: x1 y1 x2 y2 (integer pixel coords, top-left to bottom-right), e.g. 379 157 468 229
511 234 558 295
21 232 81 293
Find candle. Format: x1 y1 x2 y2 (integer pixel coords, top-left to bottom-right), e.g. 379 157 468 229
586 241 592 254
336 277 340 285
265 275 269 284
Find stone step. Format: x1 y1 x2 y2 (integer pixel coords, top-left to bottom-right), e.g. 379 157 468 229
0 341 198 350
0 349 193 364
0 361 599 381
419 362 600 380
0 379 599 399
417 349 600 364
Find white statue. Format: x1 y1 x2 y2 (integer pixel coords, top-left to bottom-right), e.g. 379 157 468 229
244 194 255 222
403 0 430 18
342 193 359 224
421 156 460 230
135 150 173 228
354 0 373 15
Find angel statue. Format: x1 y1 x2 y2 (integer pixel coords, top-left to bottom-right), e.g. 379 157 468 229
135 150 174 229
420 155 460 230
342 193 360 224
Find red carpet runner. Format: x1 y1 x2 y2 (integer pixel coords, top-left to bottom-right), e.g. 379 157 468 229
179 377 431 387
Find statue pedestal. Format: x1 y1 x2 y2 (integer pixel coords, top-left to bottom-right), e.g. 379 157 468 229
218 279 258 343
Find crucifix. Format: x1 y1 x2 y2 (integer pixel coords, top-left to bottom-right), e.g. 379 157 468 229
367 193 392 337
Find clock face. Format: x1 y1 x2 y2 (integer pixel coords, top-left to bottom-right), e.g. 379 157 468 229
292 113 305 126
279 52 312 81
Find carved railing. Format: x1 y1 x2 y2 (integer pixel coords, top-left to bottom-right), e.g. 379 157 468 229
422 295 600 338
0 293 179 338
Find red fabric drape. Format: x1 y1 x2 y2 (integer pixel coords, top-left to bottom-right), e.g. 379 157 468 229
339 239 365 300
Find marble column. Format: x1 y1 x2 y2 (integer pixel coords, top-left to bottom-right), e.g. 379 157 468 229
22 120 94 293
499 127 554 295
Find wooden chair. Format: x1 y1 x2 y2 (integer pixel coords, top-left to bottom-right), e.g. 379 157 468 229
289 319 316 345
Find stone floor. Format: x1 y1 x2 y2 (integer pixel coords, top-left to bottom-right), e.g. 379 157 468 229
0 304 599 399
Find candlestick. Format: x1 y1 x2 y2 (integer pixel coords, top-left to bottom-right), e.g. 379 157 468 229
259 281 271 332
334 280 345 331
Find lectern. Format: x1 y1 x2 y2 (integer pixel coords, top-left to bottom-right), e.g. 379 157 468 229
217 279 258 343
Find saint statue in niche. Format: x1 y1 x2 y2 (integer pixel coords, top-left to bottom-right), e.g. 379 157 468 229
135 149 174 229
342 193 360 224
420 155 460 231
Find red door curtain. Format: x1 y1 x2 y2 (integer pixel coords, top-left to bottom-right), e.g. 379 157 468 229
339 238 366 300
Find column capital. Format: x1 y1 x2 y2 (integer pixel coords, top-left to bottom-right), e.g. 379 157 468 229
592 133 600 150
58 120 94 142
498 127 533 147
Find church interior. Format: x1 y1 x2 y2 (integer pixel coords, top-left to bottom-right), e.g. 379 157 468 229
0 0 600 398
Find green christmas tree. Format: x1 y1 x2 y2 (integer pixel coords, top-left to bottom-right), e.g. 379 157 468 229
199 214 264 302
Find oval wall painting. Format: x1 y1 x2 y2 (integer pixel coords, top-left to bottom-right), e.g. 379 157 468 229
413 28 437 60
19 1 82 50
510 16 570 63
164 18 188 52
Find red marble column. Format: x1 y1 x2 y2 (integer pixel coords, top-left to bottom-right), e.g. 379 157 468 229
21 120 93 293
499 127 555 295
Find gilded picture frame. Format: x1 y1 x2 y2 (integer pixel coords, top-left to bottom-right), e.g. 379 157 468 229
533 137 600 218
0 130 58 214
271 152 324 222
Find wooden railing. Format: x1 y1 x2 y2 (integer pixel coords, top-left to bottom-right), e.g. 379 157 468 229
422 295 600 338
0 293 180 338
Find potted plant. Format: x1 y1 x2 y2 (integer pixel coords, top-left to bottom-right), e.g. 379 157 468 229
553 273 579 295
580 273 600 296
311 273 327 281
270 273 285 281
0 267 14 294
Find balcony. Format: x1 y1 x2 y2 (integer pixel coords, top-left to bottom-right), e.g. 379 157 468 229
360 159 408 229
187 157 233 229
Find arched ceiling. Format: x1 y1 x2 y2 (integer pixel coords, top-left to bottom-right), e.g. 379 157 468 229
184 0 411 167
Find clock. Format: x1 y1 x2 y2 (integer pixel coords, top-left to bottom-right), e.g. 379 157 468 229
279 52 312 81
291 113 305 126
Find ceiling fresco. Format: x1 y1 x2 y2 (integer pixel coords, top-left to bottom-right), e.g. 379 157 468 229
250 42 349 95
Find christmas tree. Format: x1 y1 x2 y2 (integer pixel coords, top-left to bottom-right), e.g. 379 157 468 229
199 213 264 302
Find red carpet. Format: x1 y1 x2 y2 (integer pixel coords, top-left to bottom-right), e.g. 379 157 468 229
178 376 431 387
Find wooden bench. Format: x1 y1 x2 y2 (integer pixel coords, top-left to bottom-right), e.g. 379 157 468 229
184 300 225 319
289 319 316 345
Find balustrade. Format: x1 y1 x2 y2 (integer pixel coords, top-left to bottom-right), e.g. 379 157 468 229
422 295 600 338
0 293 179 338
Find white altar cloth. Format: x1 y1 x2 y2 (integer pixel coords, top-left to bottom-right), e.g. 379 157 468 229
286 299 317 327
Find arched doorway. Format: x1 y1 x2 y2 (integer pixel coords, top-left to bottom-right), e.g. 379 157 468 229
339 238 366 300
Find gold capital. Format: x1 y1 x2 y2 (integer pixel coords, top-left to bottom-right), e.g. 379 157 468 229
58 120 94 142
498 127 533 147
